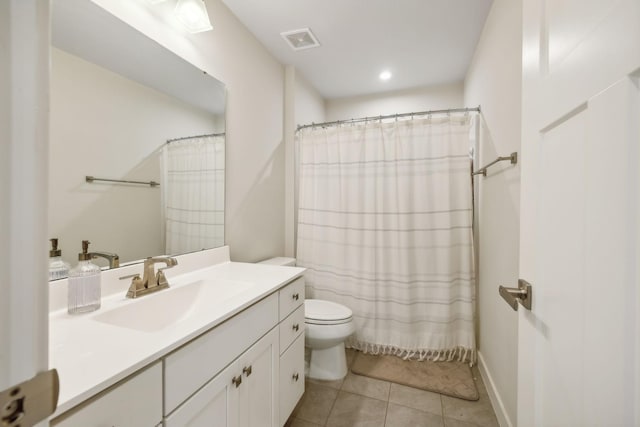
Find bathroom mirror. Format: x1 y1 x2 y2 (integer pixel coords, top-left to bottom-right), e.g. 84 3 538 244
49 0 226 272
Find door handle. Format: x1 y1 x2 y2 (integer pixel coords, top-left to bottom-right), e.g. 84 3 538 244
499 279 532 311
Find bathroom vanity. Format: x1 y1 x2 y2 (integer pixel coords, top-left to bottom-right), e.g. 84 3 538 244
48 247 305 426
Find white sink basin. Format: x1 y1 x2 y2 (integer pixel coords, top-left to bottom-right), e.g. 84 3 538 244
93 279 253 333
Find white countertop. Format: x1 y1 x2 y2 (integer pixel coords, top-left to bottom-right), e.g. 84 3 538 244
49 259 304 417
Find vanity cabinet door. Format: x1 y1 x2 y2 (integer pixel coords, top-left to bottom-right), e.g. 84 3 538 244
165 327 279 427
236 327 279 427
164 359 239 427
279 334 305 426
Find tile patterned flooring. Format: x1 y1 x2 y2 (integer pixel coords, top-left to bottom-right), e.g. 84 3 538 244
285 349 499 427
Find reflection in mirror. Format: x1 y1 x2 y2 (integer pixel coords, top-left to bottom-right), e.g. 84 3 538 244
49 0 226 274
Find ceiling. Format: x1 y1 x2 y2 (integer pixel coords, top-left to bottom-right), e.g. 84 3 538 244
221 0 493 99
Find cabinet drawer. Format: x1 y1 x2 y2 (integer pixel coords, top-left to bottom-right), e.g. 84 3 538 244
279 334 305 426
164 293 278 415
278 277 304 321
51 363 162 427
279 304 304 354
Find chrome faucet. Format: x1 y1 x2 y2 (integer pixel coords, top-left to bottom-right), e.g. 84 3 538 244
125 256 178 298
88 251 120 269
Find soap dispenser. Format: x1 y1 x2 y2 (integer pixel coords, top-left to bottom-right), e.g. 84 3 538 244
68 240 101 314
48 238 70 280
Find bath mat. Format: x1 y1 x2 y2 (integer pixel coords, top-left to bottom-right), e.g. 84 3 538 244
350 352 479 401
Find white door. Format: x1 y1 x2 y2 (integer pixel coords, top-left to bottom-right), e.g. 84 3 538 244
0 1 51 425
518 0 640 426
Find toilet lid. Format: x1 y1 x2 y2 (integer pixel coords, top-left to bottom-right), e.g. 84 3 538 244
305 299 353 323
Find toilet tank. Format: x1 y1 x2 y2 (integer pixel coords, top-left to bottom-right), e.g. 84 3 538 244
258 257 296 267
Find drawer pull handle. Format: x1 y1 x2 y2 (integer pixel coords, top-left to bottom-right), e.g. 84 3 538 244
243 365 252 377
292 323 299 332
292 373 299 382
232 375 242 387
292 293 299 301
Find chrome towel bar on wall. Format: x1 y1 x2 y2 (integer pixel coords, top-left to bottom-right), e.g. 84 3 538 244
85 176 160 187
472 152 518 177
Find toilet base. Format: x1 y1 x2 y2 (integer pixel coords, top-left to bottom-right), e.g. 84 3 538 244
307 342 348 380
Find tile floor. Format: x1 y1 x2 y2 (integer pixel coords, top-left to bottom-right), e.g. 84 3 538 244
285 349 499 427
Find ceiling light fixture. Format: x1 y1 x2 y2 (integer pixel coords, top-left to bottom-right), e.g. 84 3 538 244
379 70 392 81
175 0 213 33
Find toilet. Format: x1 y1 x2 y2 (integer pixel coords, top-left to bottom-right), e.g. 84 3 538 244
259 257 355 381
304 298 355 380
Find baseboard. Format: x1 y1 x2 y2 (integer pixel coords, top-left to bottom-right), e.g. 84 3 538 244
477 351 514 427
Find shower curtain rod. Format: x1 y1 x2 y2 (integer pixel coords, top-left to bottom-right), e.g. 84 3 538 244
166 132 225 144
296 106 481 131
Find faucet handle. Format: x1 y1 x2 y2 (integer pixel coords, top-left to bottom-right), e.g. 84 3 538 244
153 257 178 280
156 270 170 288
125 275 145 298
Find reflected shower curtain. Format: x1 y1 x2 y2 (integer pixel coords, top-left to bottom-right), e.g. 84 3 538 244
296 115 476 363
162 134 225 255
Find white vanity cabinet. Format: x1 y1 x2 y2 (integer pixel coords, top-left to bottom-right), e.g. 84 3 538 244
277 278 306 426
50 363 162 427
49 268 306 427
164 276 306 427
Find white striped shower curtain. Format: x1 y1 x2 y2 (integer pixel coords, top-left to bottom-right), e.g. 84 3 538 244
296 115 476 363
162 134 225 255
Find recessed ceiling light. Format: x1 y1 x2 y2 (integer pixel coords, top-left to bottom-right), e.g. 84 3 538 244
379 70 392 81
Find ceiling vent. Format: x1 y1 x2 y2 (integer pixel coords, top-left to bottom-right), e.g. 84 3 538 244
280 28 320 51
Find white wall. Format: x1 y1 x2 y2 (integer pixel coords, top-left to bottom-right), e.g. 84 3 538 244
325 82 464 121
49 48 217 266
294 72 326 128
463 1 522 426
92 0 285 262
284 68 326 256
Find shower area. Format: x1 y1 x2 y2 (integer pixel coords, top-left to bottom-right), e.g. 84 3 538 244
295 107 481 364
162 132 226 256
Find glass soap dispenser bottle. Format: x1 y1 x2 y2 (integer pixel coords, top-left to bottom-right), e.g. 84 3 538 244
68 240 101 314
48 238 70 280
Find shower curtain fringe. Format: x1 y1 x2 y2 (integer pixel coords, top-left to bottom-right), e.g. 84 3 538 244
347 340 477 366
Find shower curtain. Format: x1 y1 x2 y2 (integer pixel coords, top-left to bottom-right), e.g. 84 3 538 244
162 134 225 255
296 114 476 363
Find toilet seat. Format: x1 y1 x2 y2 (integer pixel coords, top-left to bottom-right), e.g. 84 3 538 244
305 299 353 325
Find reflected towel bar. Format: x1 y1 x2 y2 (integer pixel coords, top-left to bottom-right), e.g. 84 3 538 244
85 176 160 187
472 152 518 177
